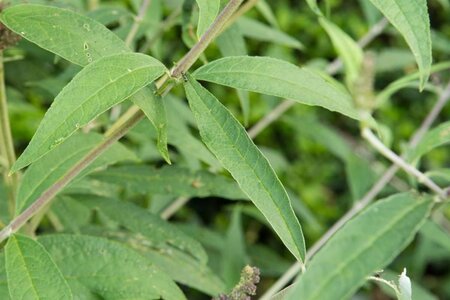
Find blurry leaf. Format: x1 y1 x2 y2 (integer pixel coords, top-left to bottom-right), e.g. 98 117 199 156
5 235 72 299
216 25 250 125
406 120 450 163
81 196 207 263
132 86 171 164
431 30 450 55
286 192 432 300
166 98 222 170
346 156 378 201
283 116 352 161
248 244 291 277
0 253 8 299
141 245 226 296
358 0 382 26
367 0 432 89
92 165 246 200
237 17 304 50
375 48 416 73
221 207 248 289
0 4 129 66
12 53 166 172
305 0 323 15
184 75 306 262
49 196 92 233
39 234 185 300
319 17 363 87
195 0 220 38
87 6 133 26
194 56 359 120
419 220 450 252
256 0 279 28
376 61 450 106
15 133 137 214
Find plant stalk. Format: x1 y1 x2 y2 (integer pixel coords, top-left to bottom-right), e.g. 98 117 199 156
125 0 152 48
362 127 446 198
170 0 244 79
0 0 245 244
0 51 18 217
260 81 450 299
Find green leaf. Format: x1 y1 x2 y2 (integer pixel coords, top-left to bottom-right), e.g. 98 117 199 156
0 253 8 300
237 17 304 50
184 75 306 262
0 4 130 66
49 196 92 233
375 62 450 107
193 56 359 120
406 120 450 163
419 220 450 252
143 247 226 296
367 0 432 89
92 165 246 200
216 25 250 125
319 17 363 87
221 207 248 289
15 132 137 214
286 192 432 300
39 234 185 300
5 234 72 300
12 53 166 173
131 86 171 164
195 0 220 38
81 195 208 263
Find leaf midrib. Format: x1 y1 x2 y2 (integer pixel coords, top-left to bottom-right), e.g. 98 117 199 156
306 199 427 300
188 82 303 261
34 63 162 161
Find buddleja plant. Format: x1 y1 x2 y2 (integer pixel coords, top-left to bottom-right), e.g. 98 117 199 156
0 0 449 299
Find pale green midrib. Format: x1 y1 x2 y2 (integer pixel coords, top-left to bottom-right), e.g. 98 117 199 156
195 68 355 113
23 63 163 166
189 83 303 261
18 142 96 213
9 237 40 299
305 199 427 300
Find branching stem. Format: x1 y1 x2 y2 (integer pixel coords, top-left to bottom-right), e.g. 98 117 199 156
0 0 245 245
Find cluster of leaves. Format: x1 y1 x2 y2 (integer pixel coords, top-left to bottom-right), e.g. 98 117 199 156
0 0 449 299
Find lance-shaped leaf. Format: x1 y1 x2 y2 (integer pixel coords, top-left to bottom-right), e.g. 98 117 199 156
193 56 359 119
184 75 305 262
0 4 130 66
81 196 208 264
406 120 450 163
131 86 171 163
15 133 137 214
39 234 185 300
1 5 170 164
195 0 220 38
319 17 363 87
5 235 72 299
286 192 432 300
367 0 432 89
92 165 246 200
12 53 166 173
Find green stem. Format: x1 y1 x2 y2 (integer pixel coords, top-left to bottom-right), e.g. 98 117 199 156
0 0 245 244
125 0 152 48
0 51 18 217
170 0 244 79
